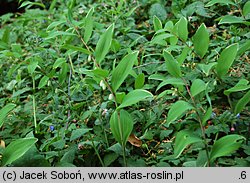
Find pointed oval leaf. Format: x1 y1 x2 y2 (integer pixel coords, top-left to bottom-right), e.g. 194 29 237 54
134 73 145 89
243 1 250 16
216 43 238 78
219 15 246 25
110 110 133 146
2 137 38 166
163 50 181 78
167 100 194 127
205 0 235 7
234 90 250 115
177 17 188 41
192 23 209 58
111 51 138 92
53 58 66 69
38 75 49 89
118 89 153 109
27 59 38 74
156 78 185 91
190 79 206 97
70 128 92 141
153 15 162 32
210 135 245 162
224 79 250 96
0 103 16 128
173 130 202 159
95 24 114 64
84 7 94 43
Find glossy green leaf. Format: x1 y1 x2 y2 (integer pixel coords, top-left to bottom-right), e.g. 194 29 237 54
61 44 91 54
216 43 238 78
243 1 250 16
177 46 190 64
163 50 181 78
198 63 217 76
224 79 250 96
153 15 162 32
110 110 133 146
150 33 173 45
165 130 202 160
95 24 114 64
118 89 153 109
202 107 212 126
38 76 49 89
111 51 138 92
167 100 194 127
53 58 66 69
205 0 235 7
59 63 68 84
27 59 38 74
134 73 145 89
234 90 250 115
0 103 16 128
192 23 209 58
177 17 188 41
219 15 246 25
70 128 92 141
2 138 38 166
210 135 245 162
238 40 250 56
156 78 185 91
190 79 206 97
84 7 94 43
45 31 76 40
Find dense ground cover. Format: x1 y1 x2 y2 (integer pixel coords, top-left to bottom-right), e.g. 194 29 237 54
0 0 249 167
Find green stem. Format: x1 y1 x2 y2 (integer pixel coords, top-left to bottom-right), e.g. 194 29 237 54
32 76 38 134
90 135 105 167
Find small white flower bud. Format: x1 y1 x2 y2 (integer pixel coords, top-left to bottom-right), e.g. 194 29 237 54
99 80 106 90
108 94 114 100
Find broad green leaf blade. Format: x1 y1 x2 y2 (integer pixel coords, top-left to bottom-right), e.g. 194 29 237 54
216 43 238 78
163 50 181 78
134 73 145 89
70 128 92 141
219 15 246 25
190 79 206 97
167 100 194 127
111 51 138 92
205 0 235 7
234 90 250 115
177 46 190 64
202 107 213 126
198 63 217 76
45 31 76 40
210 135 245 162
173 130 202 159
150 33 173 45
177 17 188 41
0 103 16 128
27 59 38 74
192 23 209 58
118 89 153 109
243 1 250 16
84 7 94 43
53 58 66 69
156 78 185 91
110 110 133 146
153 15 162 32
95 24 114 64
2 137 38 166
61 44 91 54
224 79 250 96
38 76 49 89
238 40 250 56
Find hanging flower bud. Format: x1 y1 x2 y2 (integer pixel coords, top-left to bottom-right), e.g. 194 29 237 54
100 80 106 90
108 94 114 100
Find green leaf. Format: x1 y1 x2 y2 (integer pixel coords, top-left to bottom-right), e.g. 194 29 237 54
219 15 246 25
84 7 94 43
163 50 181 78
110 110 133 146
177 17 188 41
165 130 202 160
38 76 49 89
61 44 91 55
234 90 250 115
53 58 66 69
153 15 162 32
192 23 209 58
156 78 185 91
27 59 38 74
238 40 250 56
70 128 92 141
177 46 190 64
111 51 138 92
205 0 235 7
0 103 16 129
190 79 206 97
210 135 245 162
134 73 145 89
243 1 250 16
45 31 76 40
216 43 238 78
2 138 38 166
167 100 194 127
224 79 250 96
202 107 212 126
150 33 173 45
198 63 217 76
118 89 153 109
59 63 68 84
95 24 114 64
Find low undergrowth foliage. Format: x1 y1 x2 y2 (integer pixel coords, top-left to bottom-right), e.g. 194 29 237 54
0 0 249 167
